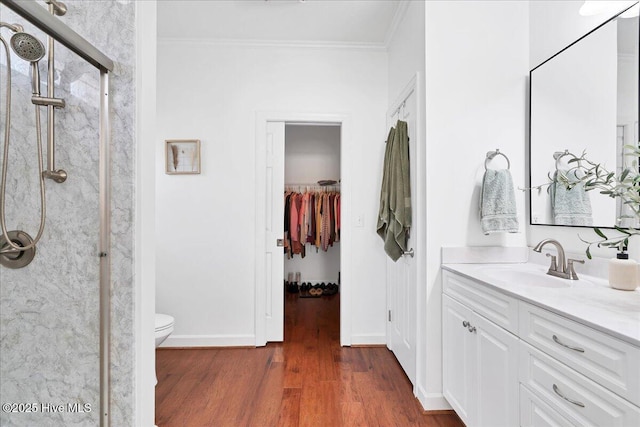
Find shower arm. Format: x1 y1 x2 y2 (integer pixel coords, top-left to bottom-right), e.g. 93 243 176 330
0 21 23 33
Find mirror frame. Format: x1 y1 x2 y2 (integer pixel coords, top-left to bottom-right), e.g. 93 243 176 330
528 5 640 229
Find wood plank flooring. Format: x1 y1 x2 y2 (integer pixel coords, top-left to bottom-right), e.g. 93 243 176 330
156 293 464 427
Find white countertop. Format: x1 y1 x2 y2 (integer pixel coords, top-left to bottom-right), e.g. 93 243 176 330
442 262 640 347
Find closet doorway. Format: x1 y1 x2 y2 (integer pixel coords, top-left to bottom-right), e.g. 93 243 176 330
255 113 351 347
284 124 341 340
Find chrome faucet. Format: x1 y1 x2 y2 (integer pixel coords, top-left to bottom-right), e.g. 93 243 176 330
533 238 584 280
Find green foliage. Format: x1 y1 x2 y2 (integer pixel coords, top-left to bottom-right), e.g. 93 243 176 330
563 144 640 257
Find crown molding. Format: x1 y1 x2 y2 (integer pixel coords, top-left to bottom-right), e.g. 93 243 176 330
383 0 411 49
157 37 388 52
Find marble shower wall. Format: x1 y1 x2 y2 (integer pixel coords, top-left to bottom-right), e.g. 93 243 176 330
0 1 135 426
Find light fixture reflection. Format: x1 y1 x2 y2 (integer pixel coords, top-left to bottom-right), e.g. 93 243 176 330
579 1 639 18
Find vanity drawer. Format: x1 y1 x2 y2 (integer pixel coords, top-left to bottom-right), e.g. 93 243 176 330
520 341 640 427
520 384 575 427
519 302 640 405
442 270 518 334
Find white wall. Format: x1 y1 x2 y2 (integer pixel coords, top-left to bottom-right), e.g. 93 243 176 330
619 53 639 125
388 2 425 109
156 42 388 345
284 124 341 284
528 0 639 257
529 0 626 68
423 0 529 409
285 125 341 184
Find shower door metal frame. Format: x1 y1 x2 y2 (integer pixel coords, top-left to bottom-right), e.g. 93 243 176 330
0 1 114 426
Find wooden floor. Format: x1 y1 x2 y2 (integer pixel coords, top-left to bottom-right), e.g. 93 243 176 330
156 293 464 427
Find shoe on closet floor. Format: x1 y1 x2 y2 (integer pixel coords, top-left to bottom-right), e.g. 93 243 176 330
323 283 338 296
300 287 322 298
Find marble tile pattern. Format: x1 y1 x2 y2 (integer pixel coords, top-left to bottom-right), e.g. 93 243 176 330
0 1 135 426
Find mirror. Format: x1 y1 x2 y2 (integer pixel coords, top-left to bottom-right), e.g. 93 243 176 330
530 12 639 228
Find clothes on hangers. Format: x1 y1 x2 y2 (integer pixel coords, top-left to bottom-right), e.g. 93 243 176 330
284 188 341 259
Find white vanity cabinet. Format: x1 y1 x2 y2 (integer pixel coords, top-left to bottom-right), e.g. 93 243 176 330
442 271 520 427
442 267 640 427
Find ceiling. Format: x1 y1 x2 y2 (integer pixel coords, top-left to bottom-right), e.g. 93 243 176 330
157 0 405 47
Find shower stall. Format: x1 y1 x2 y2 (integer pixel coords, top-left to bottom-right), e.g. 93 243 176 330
0 0 123 426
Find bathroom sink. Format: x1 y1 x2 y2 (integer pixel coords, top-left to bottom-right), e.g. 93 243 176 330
482 267 586 288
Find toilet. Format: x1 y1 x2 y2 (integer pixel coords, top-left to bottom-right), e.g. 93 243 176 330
155 313 174 347
155 313 174 396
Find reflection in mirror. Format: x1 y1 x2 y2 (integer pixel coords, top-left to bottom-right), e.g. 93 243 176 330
530 12 639 228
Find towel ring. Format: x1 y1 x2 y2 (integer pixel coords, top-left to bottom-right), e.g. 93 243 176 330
553 149 578 171
485 149 510 171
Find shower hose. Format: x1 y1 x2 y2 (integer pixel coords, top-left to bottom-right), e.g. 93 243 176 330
0 33 47 254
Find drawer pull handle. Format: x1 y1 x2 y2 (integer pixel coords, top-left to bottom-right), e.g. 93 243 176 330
553 384 585 408
461 320 476 333
552 335 585 353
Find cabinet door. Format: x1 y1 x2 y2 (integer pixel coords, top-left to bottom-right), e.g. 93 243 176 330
443 294 476 425
474 312 520 427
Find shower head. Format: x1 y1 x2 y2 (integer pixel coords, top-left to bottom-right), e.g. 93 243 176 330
9 32 45 96
10 32 45 62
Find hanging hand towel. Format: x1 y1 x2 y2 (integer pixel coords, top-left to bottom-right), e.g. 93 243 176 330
377 120 411 261
376 126 395 244
480 169 519 234
550 169 592 226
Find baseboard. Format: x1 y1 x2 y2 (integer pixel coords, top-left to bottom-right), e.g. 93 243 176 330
349 333 386 346
422 409 457 415
415 386 452 411
161 334 256 348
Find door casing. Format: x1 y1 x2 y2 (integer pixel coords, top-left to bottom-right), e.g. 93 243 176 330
255 112 352 346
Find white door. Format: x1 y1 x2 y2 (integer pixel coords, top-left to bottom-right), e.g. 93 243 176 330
386 87 418 384
474 308 519 427
265 121 285 341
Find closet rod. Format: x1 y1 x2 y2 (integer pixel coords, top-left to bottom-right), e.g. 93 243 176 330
285 183 340 192
286 182 340 186
286 183 340 187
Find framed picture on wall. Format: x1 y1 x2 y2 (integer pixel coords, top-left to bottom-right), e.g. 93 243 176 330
165 139 201 175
